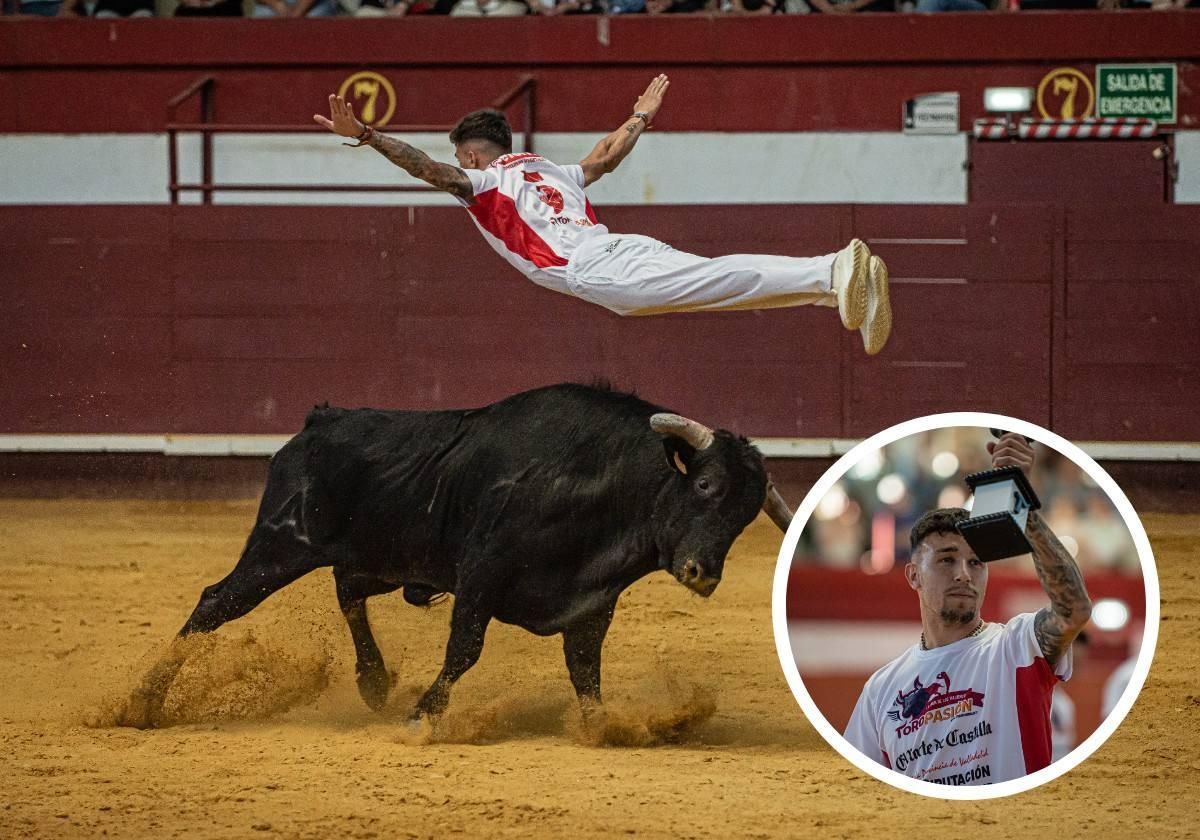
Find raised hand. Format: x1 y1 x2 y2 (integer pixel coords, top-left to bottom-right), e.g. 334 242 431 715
633 74 670 122
314 94 365 138
987 433 1035 475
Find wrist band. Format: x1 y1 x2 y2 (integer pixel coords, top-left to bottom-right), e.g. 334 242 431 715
344 125 374 148
632 112 650 126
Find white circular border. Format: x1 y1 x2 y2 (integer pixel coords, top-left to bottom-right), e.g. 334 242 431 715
770 412 1161 800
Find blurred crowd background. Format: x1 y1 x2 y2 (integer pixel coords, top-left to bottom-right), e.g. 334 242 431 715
6 0 1196 20
792 426 1140 576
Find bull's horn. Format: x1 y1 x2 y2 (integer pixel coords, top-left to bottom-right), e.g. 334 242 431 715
763 479 793 533
649 413 714 450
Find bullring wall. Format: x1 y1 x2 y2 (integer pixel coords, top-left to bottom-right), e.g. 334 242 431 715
5 202 1198 441
3 14 1199 443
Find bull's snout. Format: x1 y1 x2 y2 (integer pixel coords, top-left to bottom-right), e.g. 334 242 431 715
678 558 720 598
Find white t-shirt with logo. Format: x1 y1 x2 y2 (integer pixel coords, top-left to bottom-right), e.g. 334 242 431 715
844 613 1072 786
459 153 609 297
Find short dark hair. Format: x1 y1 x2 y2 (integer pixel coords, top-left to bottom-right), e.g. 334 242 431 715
909 508 969 554
449 109 512 153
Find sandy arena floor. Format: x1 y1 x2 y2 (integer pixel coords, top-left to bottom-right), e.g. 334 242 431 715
1 500 1196 838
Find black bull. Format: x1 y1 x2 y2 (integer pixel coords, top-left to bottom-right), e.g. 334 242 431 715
160 384 793 721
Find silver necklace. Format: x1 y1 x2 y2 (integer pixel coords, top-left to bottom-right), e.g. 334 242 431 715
921 620 986 651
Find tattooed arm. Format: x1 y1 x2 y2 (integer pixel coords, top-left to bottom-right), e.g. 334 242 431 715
364 132 474 202
313 94 474 203
987 433 1091 667
579 74 670 187
1028 512 1093 668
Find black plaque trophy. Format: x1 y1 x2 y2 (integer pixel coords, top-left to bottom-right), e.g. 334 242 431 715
955 430 1042 562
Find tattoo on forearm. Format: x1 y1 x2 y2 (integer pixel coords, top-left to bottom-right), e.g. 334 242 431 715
1028 513 1092 666
584 121 645 182
611 122 642 158
368 132 472 201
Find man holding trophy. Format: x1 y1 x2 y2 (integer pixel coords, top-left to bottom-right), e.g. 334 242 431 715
844 434 1093 786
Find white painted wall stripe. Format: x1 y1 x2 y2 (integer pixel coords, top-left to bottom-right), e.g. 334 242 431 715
6 131 1199 205
790 621 923 673
868 238 968 246
0 435 285 456
0 435 171 453
3 435 1198 461
1 131 969 205
1174 132 1200 204
754 438 860 458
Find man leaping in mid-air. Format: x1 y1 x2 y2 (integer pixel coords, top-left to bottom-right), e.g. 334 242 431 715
315 74 892 354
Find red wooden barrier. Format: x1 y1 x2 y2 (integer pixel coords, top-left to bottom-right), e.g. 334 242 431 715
4 202 1198 440
786 567 1146 624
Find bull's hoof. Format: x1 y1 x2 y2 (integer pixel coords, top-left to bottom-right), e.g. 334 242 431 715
399 713 434 744
356 666 392 712
578 697 603 723
413 692 448 721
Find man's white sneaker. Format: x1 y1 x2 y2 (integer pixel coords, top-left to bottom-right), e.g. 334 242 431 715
832 238 869 330
861 255 892 356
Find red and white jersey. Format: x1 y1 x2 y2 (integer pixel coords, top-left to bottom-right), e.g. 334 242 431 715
844 613 1072 786
459 153 608 295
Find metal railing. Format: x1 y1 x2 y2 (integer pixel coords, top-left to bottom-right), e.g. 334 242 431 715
166 74 537 205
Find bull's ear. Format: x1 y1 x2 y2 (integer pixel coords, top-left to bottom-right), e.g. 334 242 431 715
662 438 696 476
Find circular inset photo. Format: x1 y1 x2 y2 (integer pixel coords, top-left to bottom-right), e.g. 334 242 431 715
771 413 1158 800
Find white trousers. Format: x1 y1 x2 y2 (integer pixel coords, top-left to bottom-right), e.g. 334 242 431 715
565 233 837 317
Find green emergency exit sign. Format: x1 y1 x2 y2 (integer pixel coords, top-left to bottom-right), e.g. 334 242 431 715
1096 64 1177 123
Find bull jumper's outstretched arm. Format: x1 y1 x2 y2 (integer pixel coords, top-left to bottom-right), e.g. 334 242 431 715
1028 511 1093 668
579 74 670 188
314 95 474 202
